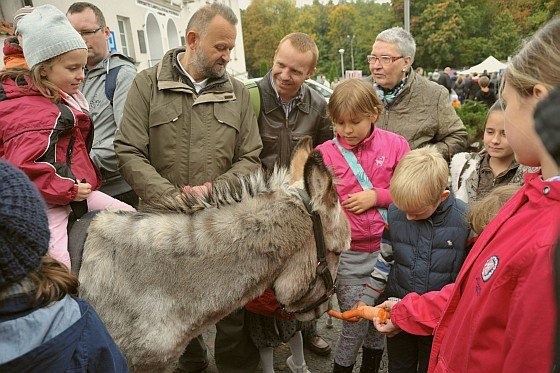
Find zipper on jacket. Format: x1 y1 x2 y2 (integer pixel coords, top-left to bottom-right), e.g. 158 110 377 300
279 118 291 167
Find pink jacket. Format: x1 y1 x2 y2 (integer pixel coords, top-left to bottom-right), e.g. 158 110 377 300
316 126 409 252
391 173 560 372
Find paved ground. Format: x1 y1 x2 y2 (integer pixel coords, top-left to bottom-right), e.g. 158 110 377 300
200 295 388 372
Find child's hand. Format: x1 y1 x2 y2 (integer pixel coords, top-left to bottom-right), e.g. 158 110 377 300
373 317 400 337
372 299 401 337
74 182 92 201
342 189 377 214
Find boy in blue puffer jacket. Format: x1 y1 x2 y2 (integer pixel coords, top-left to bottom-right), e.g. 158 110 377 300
360 147 470 373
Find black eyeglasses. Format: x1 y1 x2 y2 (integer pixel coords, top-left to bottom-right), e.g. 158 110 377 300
78 26 103 37
367 55 404 66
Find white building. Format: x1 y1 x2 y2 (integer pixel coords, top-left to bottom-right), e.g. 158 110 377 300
0 0 249 77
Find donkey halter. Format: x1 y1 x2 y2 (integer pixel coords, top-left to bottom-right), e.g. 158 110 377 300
285 188 335 315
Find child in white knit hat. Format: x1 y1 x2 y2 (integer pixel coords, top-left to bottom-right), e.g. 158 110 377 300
0 4 135 270
0 160 128 372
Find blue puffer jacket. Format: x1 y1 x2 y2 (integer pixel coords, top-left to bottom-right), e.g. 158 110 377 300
0 293 128 372
385 192 470 299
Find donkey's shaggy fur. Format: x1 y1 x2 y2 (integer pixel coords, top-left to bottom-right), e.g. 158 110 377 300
78 141 350 371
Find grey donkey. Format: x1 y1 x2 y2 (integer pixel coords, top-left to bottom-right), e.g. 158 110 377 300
77 137 351 371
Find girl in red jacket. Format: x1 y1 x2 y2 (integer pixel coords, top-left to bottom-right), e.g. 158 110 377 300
373 17 560 372
0 5 134 270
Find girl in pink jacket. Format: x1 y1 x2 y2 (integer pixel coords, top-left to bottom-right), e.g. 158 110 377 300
316 78 410 372
373 17 560 373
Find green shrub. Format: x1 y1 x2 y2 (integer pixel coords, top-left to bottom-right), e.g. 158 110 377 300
455 100 488 147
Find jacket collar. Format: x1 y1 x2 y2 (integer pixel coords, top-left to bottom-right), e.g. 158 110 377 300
0 279 44 321
260 70 312 115
335 125 377 151
366 69 418 107
86 52 134 76
156 48 233 96
430 190 455 226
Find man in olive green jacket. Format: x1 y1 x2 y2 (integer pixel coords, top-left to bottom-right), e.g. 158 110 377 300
114 4 262 372
114 8 262 206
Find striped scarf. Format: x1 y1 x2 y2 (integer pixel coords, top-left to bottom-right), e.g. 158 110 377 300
375 76 408 105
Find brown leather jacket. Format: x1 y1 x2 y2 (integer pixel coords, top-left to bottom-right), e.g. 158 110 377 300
257 71 333 171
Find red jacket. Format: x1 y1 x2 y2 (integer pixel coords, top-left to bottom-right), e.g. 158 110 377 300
391 173 559 372
0 77 100 205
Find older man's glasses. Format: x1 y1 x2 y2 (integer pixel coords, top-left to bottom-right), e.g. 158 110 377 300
367 55 404 66
78 26 103 37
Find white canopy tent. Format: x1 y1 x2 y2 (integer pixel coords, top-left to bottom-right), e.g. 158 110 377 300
458 56 507 75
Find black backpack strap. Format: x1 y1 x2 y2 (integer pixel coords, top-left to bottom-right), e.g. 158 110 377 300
105 65 123 105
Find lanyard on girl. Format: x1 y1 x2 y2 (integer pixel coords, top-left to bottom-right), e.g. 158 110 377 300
333 137 388 223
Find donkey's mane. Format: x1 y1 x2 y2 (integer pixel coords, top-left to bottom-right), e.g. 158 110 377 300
143 167 293 214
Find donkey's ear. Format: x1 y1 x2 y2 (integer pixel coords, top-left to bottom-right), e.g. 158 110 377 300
303 150 338 208
289 136 313 185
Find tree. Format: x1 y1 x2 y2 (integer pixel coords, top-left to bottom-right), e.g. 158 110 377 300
240 0 552 79
353 1 396 75
326 4 358 79
415 0 464 68
242 0 298 77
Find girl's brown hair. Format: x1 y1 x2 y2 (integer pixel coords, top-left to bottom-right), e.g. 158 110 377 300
504 16 560 97
0 257 79 306
327 78 383 123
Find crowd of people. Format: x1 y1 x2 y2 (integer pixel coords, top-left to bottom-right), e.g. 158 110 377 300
423 66 501 108
0 2 558 373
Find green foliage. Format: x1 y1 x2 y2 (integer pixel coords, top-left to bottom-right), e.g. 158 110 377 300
240 0 552 78
241 0 298 77
455 100 488 146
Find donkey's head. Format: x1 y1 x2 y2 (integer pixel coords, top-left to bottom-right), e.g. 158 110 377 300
273 137 350 321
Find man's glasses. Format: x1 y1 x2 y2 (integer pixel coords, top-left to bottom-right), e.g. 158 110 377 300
78 26 103 37
367 55 404 66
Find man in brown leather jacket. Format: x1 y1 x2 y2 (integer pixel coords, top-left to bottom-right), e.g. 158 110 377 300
256 32 334 356
256 32 333 173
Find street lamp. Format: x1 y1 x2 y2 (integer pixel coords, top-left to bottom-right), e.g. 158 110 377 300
338 48 345 79
347 35 355 71
404 0 410 32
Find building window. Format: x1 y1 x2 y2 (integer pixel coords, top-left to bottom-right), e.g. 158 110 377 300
117 16 136 58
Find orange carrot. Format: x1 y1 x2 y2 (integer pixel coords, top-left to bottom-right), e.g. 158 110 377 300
328 305 389 323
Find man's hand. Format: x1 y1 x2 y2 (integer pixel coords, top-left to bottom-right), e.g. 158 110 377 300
341 189 377 214
183 182 212 196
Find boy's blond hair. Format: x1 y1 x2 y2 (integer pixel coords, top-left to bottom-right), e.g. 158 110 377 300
390 147 448 211
327 78 383 123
